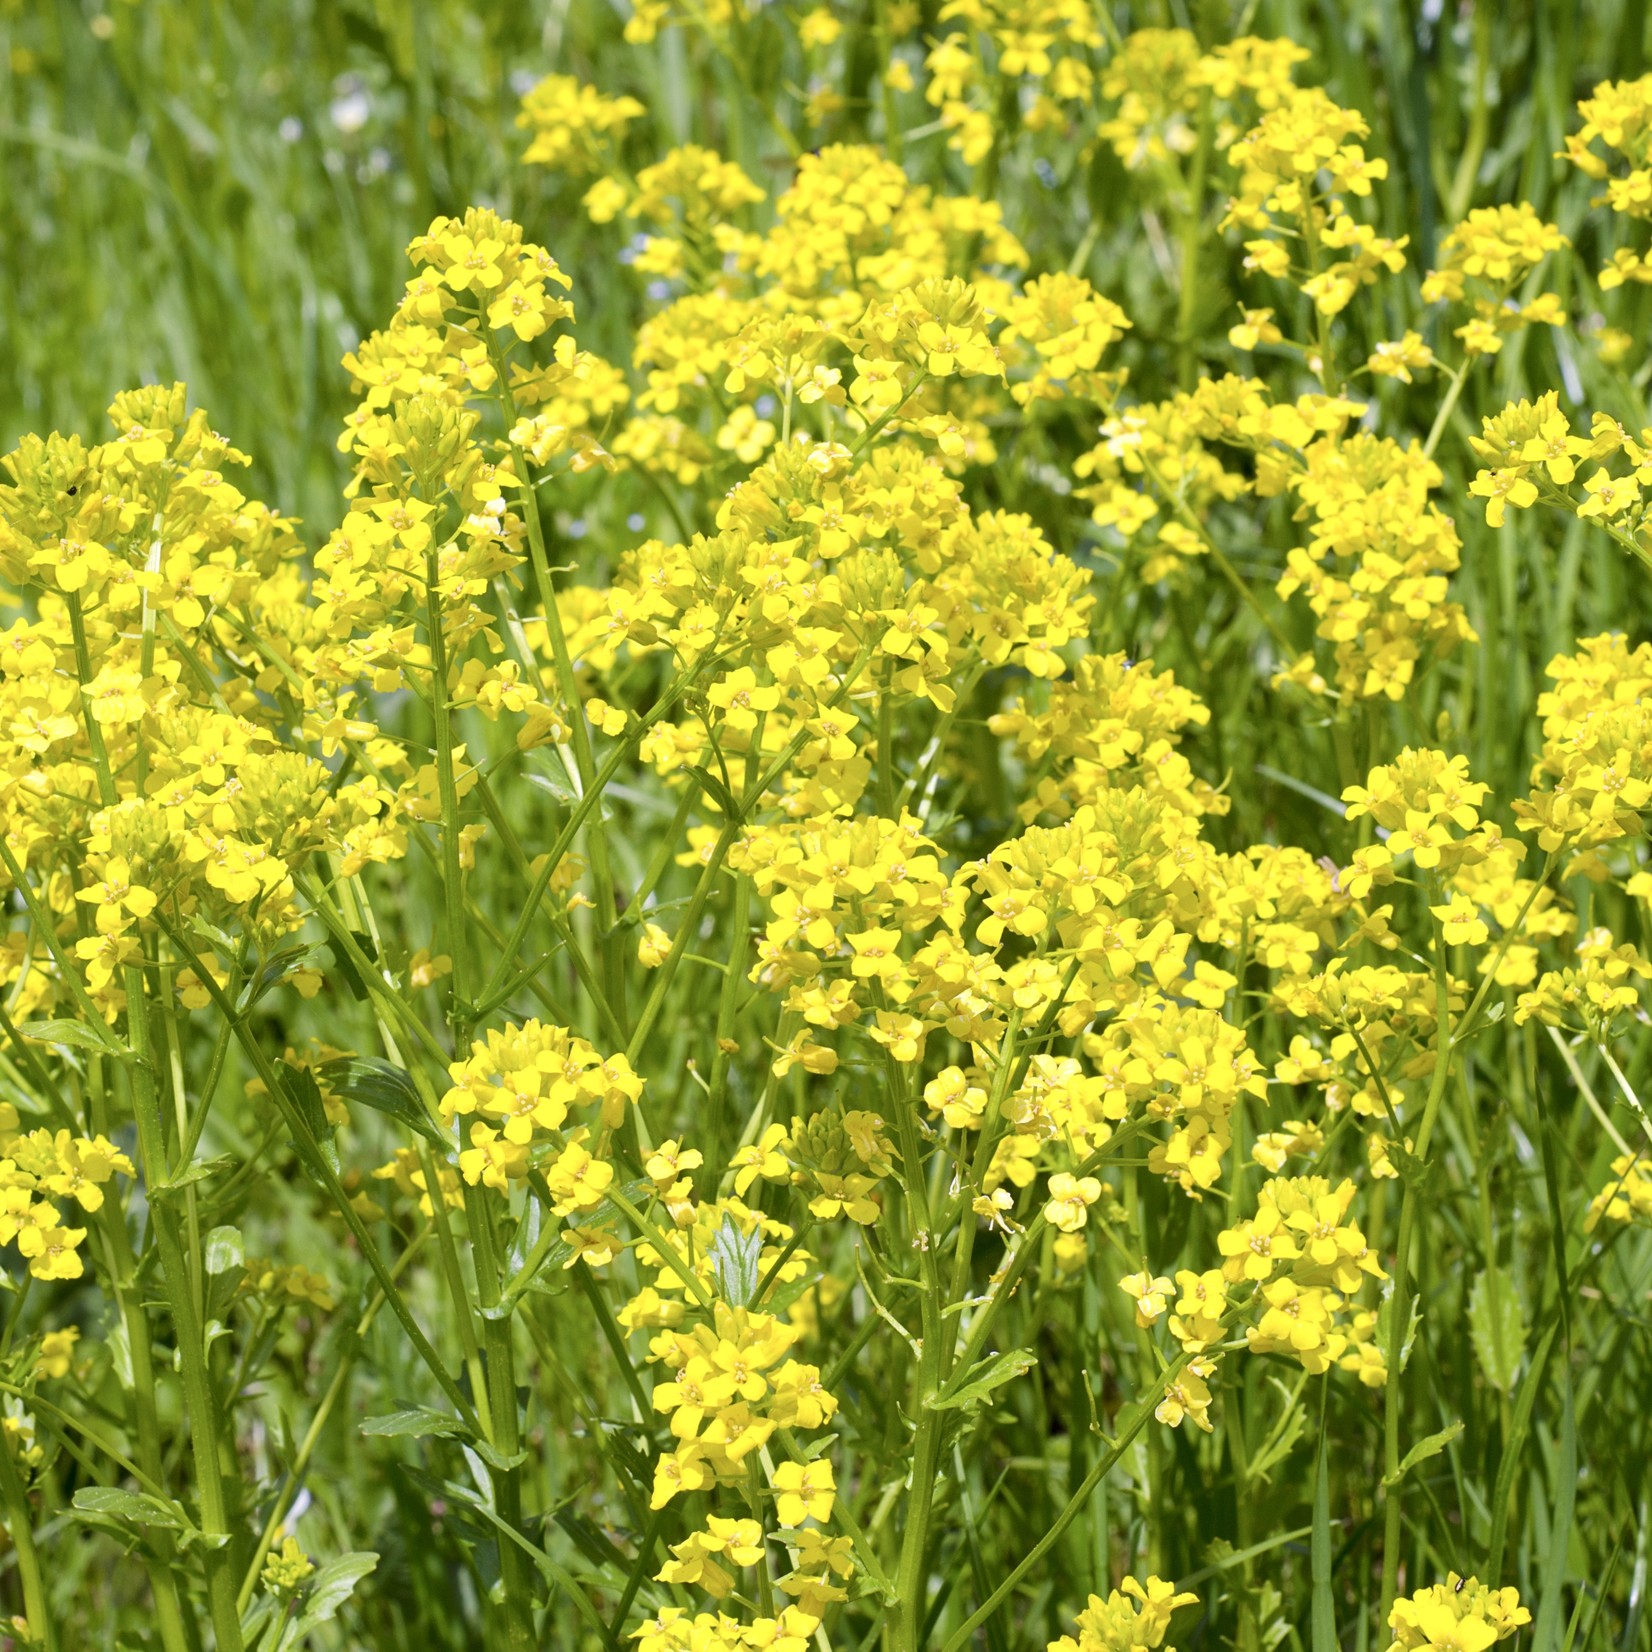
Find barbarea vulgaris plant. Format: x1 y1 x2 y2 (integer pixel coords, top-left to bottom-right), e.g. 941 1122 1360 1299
0 6 1645 1651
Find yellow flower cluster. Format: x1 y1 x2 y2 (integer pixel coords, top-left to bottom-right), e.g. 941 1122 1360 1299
1342 747 1504 888
923 0 1101 161
516 75 643 175
645 1301 838 1507
1564 74 1652 285
1518 633 1652 852
1215 1174 1387 1386
1421 204 1568 356
1098 32 1306 175
1224 87 1406 318
1386 1577 1530 1652
1162 378 1477 700
442 1019 641 1259
1585 1153 1652 1230
631 1603 821 1652
238 1259 339 1313
0 1106 132 1280
261 1536 316 1596
1048 1576 1199 1652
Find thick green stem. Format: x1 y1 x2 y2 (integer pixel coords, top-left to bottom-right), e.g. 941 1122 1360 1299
1176 93 1214 391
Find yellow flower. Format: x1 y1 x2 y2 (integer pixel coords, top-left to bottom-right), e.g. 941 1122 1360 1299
34 1327 79 1381
772 1457 836 1526
1044 1171 1101 1233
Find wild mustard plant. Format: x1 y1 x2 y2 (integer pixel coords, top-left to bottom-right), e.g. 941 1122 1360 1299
0 5 1649 1652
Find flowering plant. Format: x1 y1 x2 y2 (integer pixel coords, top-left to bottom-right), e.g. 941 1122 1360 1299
0 5 1642 1651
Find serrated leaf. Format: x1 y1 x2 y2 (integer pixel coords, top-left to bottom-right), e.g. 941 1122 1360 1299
319 1056 442 1143
926 1348 1037 1411
1469 1266 1526 1393
361 1405 470 1441
294 1552 378 1633
1382 1420 1464 1487
1384 1138 1436 1191
1377 1290 1422 1378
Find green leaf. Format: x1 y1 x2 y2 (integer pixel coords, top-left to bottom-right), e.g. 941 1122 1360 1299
21 1017 128 1058
319 1056 442 1143
474 1440 530 1474
524 763 579 807
248 941 329 1005
1248 1403 1308 1485
361 1405 470 1441
707 1215 763 1308
326 934 373 1003
927 1349 1037 1412
282 1061 340 1177
1376 1289 1422 1379
1468 1266 1527 1393
1382 1420 1464 1487
202 1225 244 1277
71 1487 189 1531
150 1155 238 1200
294 1552 378 1633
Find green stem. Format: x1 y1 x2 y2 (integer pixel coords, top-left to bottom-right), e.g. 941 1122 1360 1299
1421 359 1472 462
493 360 626 1029
1177 92 1214 391
889 1074 946 1652
119 960 246 1651
466 1188 536 1652
1378 910 1457 1623
64 589 244 1650
236 1227 431 1612
0 1425 54 1652
939 1346 1204 1652
423 544 474 1040
95 1200 194 1652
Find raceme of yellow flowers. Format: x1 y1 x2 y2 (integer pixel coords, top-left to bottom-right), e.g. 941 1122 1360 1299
7 10 1652 1652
